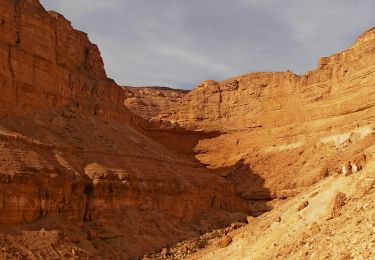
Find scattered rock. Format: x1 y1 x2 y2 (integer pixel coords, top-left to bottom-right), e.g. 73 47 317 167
195 239 208 249
180 245 189 253
298 201 309 211
229 222 246 230
39 228 46 235
247 216 255 223
161 247 169 258
217 236 232 248
350 162 359 173
341 162 352 176
331 192 347 218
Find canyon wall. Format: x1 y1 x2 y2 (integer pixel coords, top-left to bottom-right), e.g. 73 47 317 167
123 86 188 119
158 26 375 214
0 1 249 258
1 0 375 258
161 27 375 131
0 0 127 116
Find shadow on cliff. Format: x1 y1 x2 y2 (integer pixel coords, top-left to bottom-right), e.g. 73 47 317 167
216 159 273 216
145 129 273 216
144 128 222 165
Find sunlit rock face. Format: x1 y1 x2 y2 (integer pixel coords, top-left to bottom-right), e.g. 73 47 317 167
0 0 249 258
1 0 375 259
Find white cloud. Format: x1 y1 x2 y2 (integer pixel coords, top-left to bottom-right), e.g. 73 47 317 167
41 0 122 18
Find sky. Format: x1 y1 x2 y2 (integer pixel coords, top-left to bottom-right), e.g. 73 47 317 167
40 0 375 89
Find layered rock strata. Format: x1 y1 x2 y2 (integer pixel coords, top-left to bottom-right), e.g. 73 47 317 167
159 26 375 214
0 0 249 258
124 86 189 119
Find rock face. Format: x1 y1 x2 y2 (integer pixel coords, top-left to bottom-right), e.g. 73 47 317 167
161 27 375 132
0 0 127 117
1 0 375 259
0 1 249 258
157 26 375 214
124 86 189 119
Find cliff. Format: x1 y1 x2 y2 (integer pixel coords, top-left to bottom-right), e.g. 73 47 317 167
161 27 375 131
123 86 189 119
1 0 375 258
155 25 375 214
0 0 249 258
143 26 375 259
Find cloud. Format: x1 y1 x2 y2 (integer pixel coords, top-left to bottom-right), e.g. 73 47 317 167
43 0 122 18
40 0 375 89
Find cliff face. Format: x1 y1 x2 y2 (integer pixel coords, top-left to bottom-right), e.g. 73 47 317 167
123 86 189 119
140 27 375 259
157 26 375 214
1 0 375 258
161 27 375 131
0 1 249 258
0 0 128 117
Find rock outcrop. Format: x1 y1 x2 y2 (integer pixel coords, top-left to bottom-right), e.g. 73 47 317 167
124 86 189 119
161 27 375 132
156 26 375 214
0 0 128 118
0 0 249 258
1 0 375 259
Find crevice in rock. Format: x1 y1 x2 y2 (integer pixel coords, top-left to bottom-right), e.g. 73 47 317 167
83 182 93 221
14 0 21 48
7 45 14 78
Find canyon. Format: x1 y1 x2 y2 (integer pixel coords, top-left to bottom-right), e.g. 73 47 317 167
0 0 374 259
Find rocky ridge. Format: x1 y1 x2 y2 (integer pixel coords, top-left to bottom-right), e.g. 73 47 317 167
123 86 189 119
161 26 375 132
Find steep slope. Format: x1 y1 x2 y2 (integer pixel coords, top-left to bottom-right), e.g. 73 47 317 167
124 86 189 119
0 0 249 258
158 26 375 215
146 160 375 259
190 147 375 259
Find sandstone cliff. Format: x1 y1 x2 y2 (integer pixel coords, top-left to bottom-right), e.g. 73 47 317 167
0 0 249 258
156 26 375 215
161 26 375 131
124 86 189 119
141 27 375 259
1 0 375 259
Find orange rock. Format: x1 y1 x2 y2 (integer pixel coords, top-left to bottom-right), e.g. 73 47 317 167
217 236 232 248
0 0 249 258
298 201 309 211
1 0 375 259
123 86 188 119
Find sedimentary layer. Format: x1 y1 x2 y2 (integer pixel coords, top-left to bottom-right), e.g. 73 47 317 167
0 1 249 258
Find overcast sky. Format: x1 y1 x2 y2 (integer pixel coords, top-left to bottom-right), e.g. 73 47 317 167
40 0 375 89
